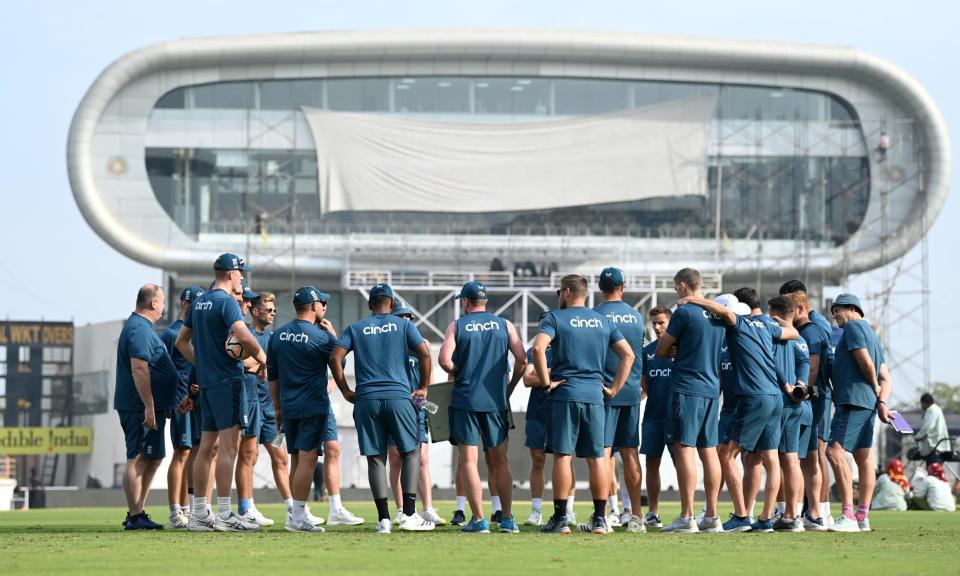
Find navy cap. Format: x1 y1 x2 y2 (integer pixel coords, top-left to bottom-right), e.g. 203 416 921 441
393 304 413 317
831 293 865 317
241 282 259 301
213 253 252 271
599 267 625 291
293 285 324 306
455 280 488 301
369 283 395 301
315 291 331 304
180 286 205 302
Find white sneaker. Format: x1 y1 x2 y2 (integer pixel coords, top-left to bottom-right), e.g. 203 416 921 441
247 507 274 527
802 515 828 532
328 507 365 526
619 511 633 526
392 510 403 526
305 506 326 526
828 515 860 533
525 509 543 526
626 515 647 533
565 512 578 526
376 518 392 534
698 515 723 533
857 518 872 533
661 516 699 533
213 511 261 532
422 508 447 526
167 511 189 529
606 513 622 528
285 513 325 533
399 512 435 531
187 511 215 532
824 514 836 530
694 507 706 525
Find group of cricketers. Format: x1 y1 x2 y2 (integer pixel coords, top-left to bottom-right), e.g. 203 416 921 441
115 253 891 534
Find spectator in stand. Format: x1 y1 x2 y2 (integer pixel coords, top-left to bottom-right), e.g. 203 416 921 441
910 463 956 512
872 459 908 511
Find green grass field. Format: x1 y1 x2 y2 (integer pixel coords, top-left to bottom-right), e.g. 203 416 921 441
0 503 956 575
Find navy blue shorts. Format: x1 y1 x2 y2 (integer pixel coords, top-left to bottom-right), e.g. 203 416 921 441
779 400 803 454
733 394 782 453
286 414 328 456
355 398 419 456
640 421 674 459
388 410 427 446
200 377 246 432
449 407 509 450
525 417 547 451
604 404 641 449
548 400 605 458
718 405 738 445
813 392 832 441
259 411 278 445
241 396 262 438
829 405 876 452
671 392 719 448
798 424 812 460
118 410 167 460
323 405 339 443
189 404 203 444
170 408 192 450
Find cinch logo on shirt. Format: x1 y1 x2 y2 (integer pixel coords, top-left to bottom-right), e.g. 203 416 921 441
279 332 308 343
363 323 398 335
648 367 672 378
195 301 213 311
748 320 768 330
465 321 500 332
605 313 638 325
702 309 723 321
569 317 603 329
721 360 733 371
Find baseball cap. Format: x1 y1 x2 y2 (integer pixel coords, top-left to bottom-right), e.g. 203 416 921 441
455 280 488 301
732 303 752 316
831 293 864 317
598 267 625 291
369 283 395 301
393 304 413 317
241 282 259 301
315 291 331 304
213 253 252 271
293 285 324 306
713 293 739 309
180 286 205 302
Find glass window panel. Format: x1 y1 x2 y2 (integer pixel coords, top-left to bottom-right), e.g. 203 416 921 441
192 82 255 109
474 78 550 116
555 80 629 115
0 363 5 376
327 79 390 111
0 377 4 396
261 79 325 110
394 77 470 113
18 347 29 362
155 88 186 109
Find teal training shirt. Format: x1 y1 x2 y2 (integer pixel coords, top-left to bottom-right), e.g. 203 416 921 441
832 319 884 409
665 303 726 399
538 307 623 405
594 300 644 407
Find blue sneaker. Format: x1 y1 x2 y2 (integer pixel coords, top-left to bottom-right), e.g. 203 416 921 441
125 513 164 531
722 514 753 533
539 515 572 534
450 510 466 526
749 518 775 533
462 517 491 534
499 515 519 533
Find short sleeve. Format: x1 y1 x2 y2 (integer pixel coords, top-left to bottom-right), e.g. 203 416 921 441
795 338 811 383
525 348 534 363
405 320 425 350
267 332 280 381
845 322 868 351
665 307 687 338
538 312 558 339
608 324 624 346
316 330 337 359
766 321 783 341
126 324 153 362
336 326 354 352
220 297 244 326
160 328 175 355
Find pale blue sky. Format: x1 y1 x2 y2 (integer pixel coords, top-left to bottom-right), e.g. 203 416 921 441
2 0 957 399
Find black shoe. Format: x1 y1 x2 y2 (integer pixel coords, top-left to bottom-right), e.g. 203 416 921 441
450 510 466 526
539 515 572 534
491 510 502 525
122 512 130 527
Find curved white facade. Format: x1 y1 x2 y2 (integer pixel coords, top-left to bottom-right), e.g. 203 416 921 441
67 30 950 280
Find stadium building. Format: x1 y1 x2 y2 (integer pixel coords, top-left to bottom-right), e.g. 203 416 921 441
65 30 950 490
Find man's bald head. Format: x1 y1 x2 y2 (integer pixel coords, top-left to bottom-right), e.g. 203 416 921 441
136 284 164 311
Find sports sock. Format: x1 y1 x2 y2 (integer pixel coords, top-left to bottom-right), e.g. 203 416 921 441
491 495 502 512
841 503 855 520
169 504 180 516
566 494 576 514
184 505 191 515
593 499 606 519
456 496 467 512
284 497 294 509
238 498 252 515
292 500 307 521
531 497 543 512
620 488 631 513
367 455 390 500
194 497 209 517
608 495 619 515
856 505 869 522
188 494 195 511
403 493 417 517
776 501 786 516
820 502 831 518
217 497 232 519
399 448 421 497
553 499 567 521
375 497 390 522
329 494 342 515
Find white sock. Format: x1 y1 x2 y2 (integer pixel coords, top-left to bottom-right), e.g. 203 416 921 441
284 497 294 510
217 497 232 519
193 497 208 517
184 505 191 515
292 500 307 521
820 502 831 517
796 501 804 516
491 495 502 512
567 495 576 514
169 504 180 516
456 496 466 512
531 497 542 512
329 494 342 515
608 495 619 515
776 501 786 515
620 488 632 512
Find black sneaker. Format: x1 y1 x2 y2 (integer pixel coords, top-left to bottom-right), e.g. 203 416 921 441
490 510 502 525
450 510 466 526
539 515 572 534
591 513 610 535
122 512 130 527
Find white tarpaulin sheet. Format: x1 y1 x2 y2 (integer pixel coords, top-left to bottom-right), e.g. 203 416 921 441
303 96 716 214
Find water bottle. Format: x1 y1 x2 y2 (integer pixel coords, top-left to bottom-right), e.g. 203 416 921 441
271 423 285 448
414 397 440 415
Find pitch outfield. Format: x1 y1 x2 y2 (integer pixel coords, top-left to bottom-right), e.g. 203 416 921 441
0 503 954 575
